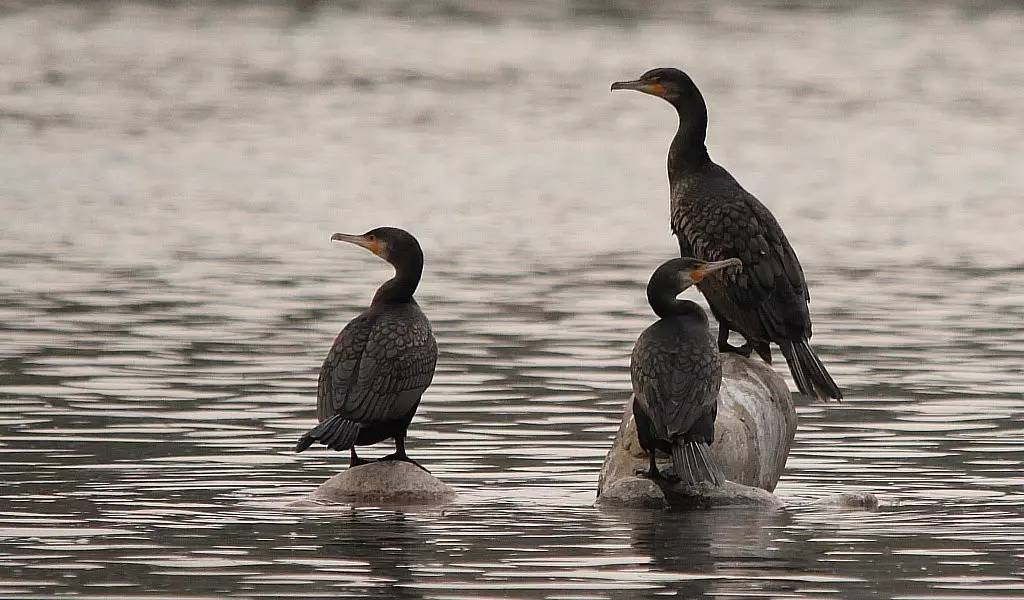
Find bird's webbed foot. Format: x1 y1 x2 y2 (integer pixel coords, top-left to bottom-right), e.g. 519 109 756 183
718 341 754 358
752 342 772 364
635 454 668 481
635 467 681 484
635 467 658 479
378 453 431 473
349 448 372 468
717 324 753 358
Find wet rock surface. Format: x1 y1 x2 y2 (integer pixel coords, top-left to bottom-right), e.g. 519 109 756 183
597 477 669 510
292 461 456 506
599 477 784 510
808 491 880 511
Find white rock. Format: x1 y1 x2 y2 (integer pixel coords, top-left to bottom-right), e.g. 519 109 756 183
597 354 796 507
293 461 456 506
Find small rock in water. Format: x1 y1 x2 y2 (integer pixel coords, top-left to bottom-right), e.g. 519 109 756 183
293 461 456 506
809 491 880 511
597 477 668 509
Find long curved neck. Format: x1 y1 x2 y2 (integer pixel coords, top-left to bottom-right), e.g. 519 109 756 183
667 102 710 181
647 285 707 321
372 255 423 305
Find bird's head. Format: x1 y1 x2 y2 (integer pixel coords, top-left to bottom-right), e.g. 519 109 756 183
611 67 705 113
330 227 422 268
651 256 743 295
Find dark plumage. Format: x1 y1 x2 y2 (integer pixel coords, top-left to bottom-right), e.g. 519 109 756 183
612 67 842 401
295 227 437 471
630 257 741 487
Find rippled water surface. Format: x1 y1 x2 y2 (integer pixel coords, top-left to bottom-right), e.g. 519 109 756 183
1 2 1023 598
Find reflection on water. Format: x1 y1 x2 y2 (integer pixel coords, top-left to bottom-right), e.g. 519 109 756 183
1 2 1022 599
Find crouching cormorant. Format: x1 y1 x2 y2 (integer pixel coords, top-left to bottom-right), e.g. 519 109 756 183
295 227 437 471
631 257 741 486
612 68 842 401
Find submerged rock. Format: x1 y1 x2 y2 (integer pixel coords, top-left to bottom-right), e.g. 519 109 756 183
296 461 456 506
809 491 880 511
599 477 783 510
597 353 796 507
663 480 785 510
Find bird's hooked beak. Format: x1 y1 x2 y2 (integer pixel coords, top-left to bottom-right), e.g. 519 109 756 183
689 258 743 283
331 232 382 257
610 78 666 97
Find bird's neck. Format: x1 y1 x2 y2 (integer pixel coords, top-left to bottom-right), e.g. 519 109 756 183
648 291 707 322
372 258 423 305
668 106 710 180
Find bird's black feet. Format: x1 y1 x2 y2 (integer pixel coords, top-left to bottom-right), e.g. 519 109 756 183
752 342 772 364
349 448 371 468
717 324 753 358
635 466 681 484
635 467 662 480
718 340 753 358
635 453 668 481
378 453 430 473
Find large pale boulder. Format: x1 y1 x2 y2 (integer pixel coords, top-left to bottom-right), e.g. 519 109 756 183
597 354 796 507
292 461 456 506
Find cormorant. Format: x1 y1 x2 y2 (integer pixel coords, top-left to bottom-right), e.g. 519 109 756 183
631 257 741 486
295 227 437 471
612 68 842 401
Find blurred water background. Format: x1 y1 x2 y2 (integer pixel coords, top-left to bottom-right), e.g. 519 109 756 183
0 1 1022 598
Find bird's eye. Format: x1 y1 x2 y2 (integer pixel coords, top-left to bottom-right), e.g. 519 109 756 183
366 234 375 241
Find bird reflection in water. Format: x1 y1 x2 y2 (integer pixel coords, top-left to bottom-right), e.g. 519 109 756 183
318 510 434 600
621 508 802 598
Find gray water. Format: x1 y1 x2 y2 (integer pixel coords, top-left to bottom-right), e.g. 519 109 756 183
1 2 1023 598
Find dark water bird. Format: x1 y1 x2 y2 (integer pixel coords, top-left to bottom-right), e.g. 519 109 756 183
612 68 842 401
631 257 742 486
295 227 437 471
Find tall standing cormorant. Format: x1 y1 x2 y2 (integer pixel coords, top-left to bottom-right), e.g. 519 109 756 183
612 68 842 401
632 257 741 486
295 227 437 471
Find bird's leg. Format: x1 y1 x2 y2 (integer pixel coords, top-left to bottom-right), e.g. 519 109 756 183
635 452 663 480
753 342 773 364
378 433 430 473
349 448 371 468
717 322 753 358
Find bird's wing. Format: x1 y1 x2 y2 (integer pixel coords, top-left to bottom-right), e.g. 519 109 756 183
631 336 671 440
660 343 721 438
672 169 811 340
329 305 438 423
675 231 694 257
317 312 374 422
631 326 720 440
630 350 671 438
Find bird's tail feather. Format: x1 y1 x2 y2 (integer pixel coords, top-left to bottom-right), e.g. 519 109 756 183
795 338 842 401
295 415 361 452
671 440 725 487
780 339 842 401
